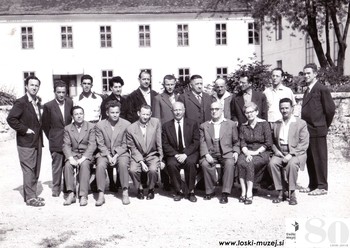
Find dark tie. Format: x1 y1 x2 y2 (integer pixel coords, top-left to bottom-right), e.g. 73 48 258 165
177 121 184 152
196 95 201 104
304 87 310 99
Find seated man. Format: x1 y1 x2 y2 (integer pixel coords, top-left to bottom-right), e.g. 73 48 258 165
62 106 96 206
95 100 131 206
162 101 199 202
268 98 309 205
126 104 164 200
200 102 240 204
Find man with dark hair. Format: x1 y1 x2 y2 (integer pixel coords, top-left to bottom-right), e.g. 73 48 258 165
268 98 309 205
126 104 164 200
62 106 96 206
301 63 335 196
124 70 158 123
230 74 267 125
7 75 45 207
42 80 73 197
95 100 131 205
212 77 234 120
178 74 212 126
101 76 126 120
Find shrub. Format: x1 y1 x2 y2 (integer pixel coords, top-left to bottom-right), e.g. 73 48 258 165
0 85 16 105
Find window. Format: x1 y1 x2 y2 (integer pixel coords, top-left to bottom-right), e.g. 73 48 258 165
177 24 189 46
277 60 282 69
102 70 113 92
61 26 73 48
248 22 260 45
23 71 35 91
21 27 33 49
139 25 151 47
178 68 190 82
216 67 228 78
215 23 227 45
275 16 282 40
100 26 112 48
305 35 314 64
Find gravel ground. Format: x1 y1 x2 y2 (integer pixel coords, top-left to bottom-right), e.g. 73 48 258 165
0 138 349 248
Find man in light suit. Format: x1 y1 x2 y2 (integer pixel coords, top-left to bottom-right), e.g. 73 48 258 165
7 75 45 207
200 102 240 204
212 77 234 120
62 106 96 206
301 63 335 196
178 74 212 126
126 104 164 200
162 102 199 202
42 80 73 197
268 98 309 205
230 74 267 125
95 100 131 206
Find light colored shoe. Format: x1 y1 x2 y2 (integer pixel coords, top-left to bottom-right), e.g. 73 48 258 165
122 190 130 205
80 196 88 206
95 192 105 207
63 192 76 206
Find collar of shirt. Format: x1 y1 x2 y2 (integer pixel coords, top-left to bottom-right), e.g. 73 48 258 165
138 121 148 128
242 117 265 126
213 91 230 101
308 80 317 92
79 92 98 100
243 88 252 95
281 115 297 125
209 117 227 125
26 92 39 104
139 87 150 94
55 99 65 106
192 91 202 98
174 118 184 125
74 122 83 129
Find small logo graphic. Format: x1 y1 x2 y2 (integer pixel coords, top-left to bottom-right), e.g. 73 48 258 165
292 221 299 232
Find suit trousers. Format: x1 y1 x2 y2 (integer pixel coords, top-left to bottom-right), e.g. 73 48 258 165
51 151 64 194
307 136 328 190
129 156 159 190
64 159 91 197
17 145 42 201
200 157 235 194
166 154 197 193
268 156 300 191
96 156 130 192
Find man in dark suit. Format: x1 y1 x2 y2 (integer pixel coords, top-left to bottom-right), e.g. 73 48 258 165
230 74 267 125
126 104 164 200
42 80 73 197
200 102 240 204
124 70 158 123
62 106 96 206
269 98 309 205
7 75 45 207
162 101 199 202
95 101 131 206
301 63 335 196
178 74 212 126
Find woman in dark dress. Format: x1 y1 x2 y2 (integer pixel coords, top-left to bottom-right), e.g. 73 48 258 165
237 102 272 204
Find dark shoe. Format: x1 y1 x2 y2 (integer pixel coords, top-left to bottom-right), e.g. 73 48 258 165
219 193 228 204
289 195 298 205
146 189 155 200
122 190 130 205
239 196 245 203
80 196 88 206
244 196 253 205
203 192 215 200
95 192 105 207
52 192 60 197
174 192 184 201
26 198 45 207
63 192 76 206
163 184 171 192
137 189 145 200
36 197 45 202
188 193 197 203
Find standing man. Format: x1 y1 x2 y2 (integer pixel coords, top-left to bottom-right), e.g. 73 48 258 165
101 76 126 120
301 63 335 196
62 106 96 206
162 102 199 202
7 75 45 207
212 77 234 120
95 101 131 205
125 70 158 123
126 104 164 200
73 74 103 123
178 74 212 126
200 102 240 204
268 98 309 205
264 68 296 128
42 80 73 197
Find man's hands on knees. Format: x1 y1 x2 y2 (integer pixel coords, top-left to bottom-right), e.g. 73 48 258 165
69 156 79 167
140 161 149 172
175 154 187 164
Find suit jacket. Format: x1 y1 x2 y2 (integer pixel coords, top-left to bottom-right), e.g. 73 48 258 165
199 119 240 159
126 117 163 162
7 94 43 148
212 92 234 120
162 118 199 157
152 92 179 125
95 118 130 158
100 93 126 120
178 91 212 126
42 97 73 152
62 121 96 160
272 117 309 170
230 90 267 124
125 88 158 123
301 82 335 137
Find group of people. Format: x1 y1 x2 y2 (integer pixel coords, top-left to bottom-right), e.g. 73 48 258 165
7 63 336 208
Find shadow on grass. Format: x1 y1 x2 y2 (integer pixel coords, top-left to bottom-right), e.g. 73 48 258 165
38 230 77 248
65 234 125 248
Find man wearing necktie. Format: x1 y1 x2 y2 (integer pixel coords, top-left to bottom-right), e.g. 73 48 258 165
300 63 335 196
162 102 199 202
